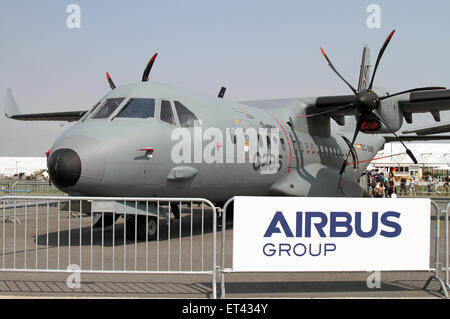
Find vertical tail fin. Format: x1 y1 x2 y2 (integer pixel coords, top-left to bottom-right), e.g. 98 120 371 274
4 88 20 118
357 45 371 92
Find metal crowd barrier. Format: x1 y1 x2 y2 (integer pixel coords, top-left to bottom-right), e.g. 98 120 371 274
424 200 449 298
0 181 65 195
218 197 450 299
0 196 218 299
1 194 449 299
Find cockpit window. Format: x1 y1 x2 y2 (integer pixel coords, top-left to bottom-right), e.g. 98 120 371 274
160 100 176 125
92 98 125 119
174 101 199 127
116 98 155 119
82 101 102 122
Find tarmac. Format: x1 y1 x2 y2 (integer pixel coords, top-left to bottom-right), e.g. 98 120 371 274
0 197 448 299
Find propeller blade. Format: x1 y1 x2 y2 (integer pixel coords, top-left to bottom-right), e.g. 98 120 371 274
368 29 395 90
106 72 116 89
406 149 418 164
142 53 158 82
337 117 362 189
372 109 418 164
315 95 356 108
377 86 446 101
320 47 358 95
297 104 353 118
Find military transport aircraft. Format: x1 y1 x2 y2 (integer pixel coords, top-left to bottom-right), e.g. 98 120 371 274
4 30 450 238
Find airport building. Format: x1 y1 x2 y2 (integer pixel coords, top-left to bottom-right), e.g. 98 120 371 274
0 157 48 180
367 142 450 180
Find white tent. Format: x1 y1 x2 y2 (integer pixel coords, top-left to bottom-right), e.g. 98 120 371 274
0 157 47 177
367 142 450 177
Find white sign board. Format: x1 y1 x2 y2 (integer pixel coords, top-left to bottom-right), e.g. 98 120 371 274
232 197 430 272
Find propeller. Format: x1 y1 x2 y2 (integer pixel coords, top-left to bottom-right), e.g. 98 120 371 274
318 29 445 188
105 53 158 89
142 53 158 82
106 72 116 90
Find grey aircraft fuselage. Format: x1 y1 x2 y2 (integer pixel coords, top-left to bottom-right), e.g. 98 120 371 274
49 82 385 202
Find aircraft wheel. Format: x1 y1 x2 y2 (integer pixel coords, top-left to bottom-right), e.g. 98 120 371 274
92 213 120 229
170 203 180 219
126 215 158 241
225 204 234 224
217 203 233 227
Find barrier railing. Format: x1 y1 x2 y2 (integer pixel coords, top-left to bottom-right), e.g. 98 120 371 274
2 194 448 299
0 181 65 195
218 197 449 299
423 201 449 298
0 195 218 298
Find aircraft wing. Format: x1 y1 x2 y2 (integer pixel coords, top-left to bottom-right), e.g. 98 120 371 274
402 122 450 135
4 89 87 122
399 89 450 123
384 135 450 141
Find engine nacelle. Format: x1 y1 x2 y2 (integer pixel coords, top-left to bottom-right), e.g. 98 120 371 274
361 87 403 134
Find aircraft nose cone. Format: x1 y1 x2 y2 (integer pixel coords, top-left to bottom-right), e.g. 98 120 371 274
48 148 81 188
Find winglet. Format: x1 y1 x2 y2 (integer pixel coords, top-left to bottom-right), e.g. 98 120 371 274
5 88 20 118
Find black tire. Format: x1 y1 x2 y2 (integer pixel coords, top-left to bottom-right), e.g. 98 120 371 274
126 215 158 241
225 203 234 224
216 202 234 227
92 213 120 229
170 203 180 219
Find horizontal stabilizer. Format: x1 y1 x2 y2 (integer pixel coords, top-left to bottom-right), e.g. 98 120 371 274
4 89 87 122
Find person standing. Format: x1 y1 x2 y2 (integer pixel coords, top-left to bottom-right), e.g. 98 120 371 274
374 178 384 198
399 176 407 195
433 176 441 194
366 172 373 195
410 177 418 196
445 176 449 196
387 171 396 198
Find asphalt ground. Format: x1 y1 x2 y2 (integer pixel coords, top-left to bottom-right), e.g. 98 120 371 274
0 198 448 300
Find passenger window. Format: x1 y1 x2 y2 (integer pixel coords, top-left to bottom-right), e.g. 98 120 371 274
280 138 286 152
174 101 199 127
116 98 155 119
311 143 315 154
230 129 237 144
258 134 263 148
92 98 125 119
160 100 176 125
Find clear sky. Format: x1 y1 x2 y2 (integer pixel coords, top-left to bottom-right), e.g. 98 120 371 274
1 0 450 156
